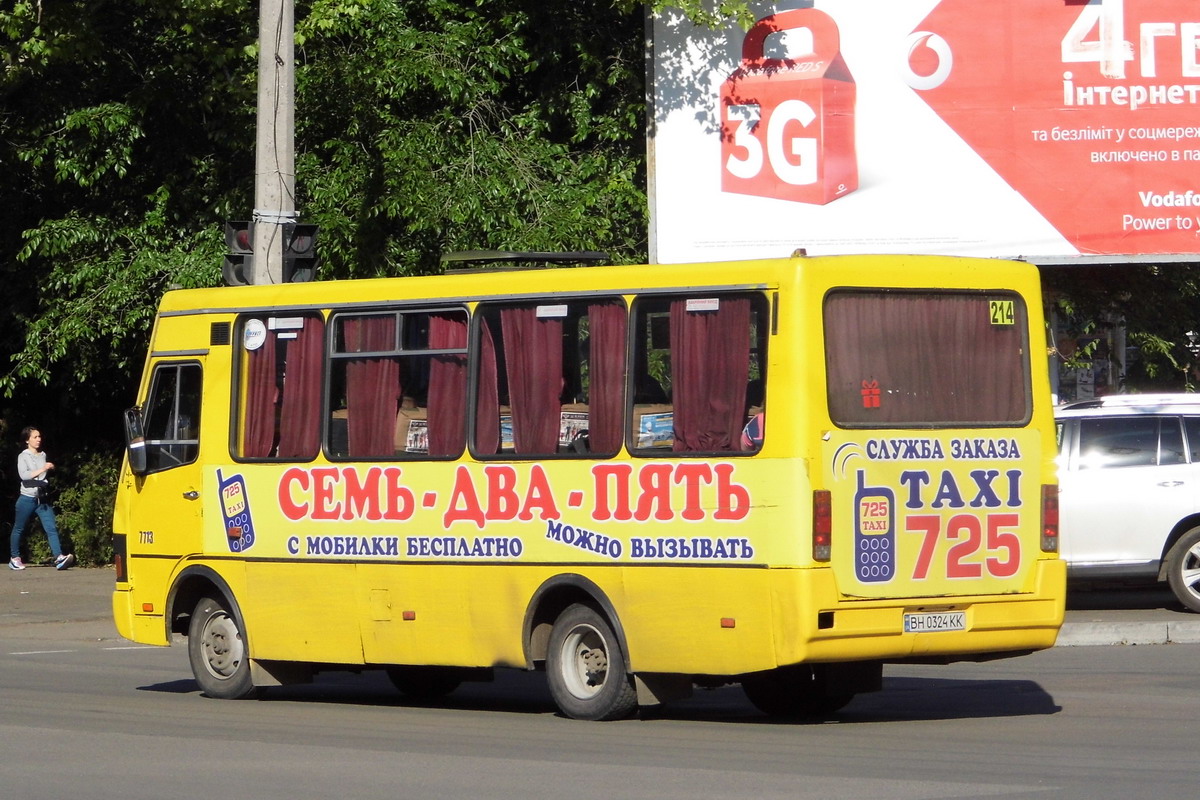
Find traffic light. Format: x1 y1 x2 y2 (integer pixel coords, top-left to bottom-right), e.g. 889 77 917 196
223 221 253 286
282 222 319 283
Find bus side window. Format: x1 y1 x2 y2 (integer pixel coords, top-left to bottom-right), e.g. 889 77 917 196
143 362 202 472
327 308 468 460
235 313 324 460
630 293 767 454
473 298 626 458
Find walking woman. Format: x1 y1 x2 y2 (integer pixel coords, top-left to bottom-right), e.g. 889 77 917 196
9 426 74 570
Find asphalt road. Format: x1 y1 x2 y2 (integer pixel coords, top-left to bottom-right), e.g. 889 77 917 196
3 567 1200 800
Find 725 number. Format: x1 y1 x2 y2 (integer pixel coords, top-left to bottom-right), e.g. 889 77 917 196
906 513 1021 579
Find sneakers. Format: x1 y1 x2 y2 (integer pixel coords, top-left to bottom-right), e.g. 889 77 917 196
8 555 74 570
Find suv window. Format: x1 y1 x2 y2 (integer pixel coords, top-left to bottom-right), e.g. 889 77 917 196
1186 417 1200 462
1077 416 1184 469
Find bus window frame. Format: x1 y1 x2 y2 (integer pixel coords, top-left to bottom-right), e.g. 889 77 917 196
326 304 470 462
142 360 203 475
229 310 328 464
822 287 1033 430
469 295 628 461
627 290 770 458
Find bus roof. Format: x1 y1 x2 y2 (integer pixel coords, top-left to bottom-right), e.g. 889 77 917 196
157 254 1038 315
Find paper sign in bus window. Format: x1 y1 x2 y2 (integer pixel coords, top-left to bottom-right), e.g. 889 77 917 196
989 299 1015 325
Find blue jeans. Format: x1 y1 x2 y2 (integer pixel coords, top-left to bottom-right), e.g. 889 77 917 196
11 494 63 559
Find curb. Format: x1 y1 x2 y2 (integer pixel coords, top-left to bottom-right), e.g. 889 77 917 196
1056 620 1200 646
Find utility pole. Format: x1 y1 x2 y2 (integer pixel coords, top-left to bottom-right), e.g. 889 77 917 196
250 0 295 285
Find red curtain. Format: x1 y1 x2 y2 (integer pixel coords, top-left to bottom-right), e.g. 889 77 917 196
427 312 468 456
501 307 563 454
588 301 626 453
670 297 750 452
345 316 400 458
276 318 324 459
242 323 278 458
475 318 500 455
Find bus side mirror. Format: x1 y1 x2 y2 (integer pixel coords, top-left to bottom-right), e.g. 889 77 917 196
124 407 148 475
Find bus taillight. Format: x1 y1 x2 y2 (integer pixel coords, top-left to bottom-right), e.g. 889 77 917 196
813 490 832 561
1041 484 1059 553
112 533 128 583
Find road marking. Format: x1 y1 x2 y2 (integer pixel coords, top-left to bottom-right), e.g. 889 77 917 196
9 645 158 655
104 645 159 650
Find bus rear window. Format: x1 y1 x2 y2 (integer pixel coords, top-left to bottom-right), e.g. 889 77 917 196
824 290 1031 427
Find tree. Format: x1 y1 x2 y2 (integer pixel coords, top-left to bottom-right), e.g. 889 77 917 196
1043 263 1200 392
295 0 648 277
1 1 256 405
2 0 1198 562
2 0 653 403
0 0 656 561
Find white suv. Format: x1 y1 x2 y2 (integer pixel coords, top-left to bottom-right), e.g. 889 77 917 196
1056 394 1200 611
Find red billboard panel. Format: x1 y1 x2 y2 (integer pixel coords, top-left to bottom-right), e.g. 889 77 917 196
651 0 1200 263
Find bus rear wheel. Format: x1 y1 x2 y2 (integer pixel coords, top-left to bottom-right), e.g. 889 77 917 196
188 595 256 699
741 664 854 718
546 604 637 721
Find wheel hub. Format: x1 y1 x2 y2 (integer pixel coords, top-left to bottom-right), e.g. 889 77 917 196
580 647 608 685
203 614 243 678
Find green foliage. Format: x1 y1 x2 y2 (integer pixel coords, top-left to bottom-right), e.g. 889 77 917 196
1 0 255 402
1044 263 1200 392
5 210 222 395
51 451 120 567
295 0 649 277
2 0 651 400
0 0 655 563
616 0 754 29
2 0 1199 566
1126 332 1184 383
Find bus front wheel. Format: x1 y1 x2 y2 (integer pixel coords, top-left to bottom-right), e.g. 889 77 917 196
546 604 637 721
188 595 256 699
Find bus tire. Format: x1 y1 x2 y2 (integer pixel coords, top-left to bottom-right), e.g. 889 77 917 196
386 666 462 700
546 604 637 721
188 594 256 699
1166 527 1200 613
741 665 854 718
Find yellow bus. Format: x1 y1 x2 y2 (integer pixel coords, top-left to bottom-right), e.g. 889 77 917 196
112 252 1064 720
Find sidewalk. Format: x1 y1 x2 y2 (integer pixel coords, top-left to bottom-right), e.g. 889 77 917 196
4 565 1200 647
0 565 118 641
1059 585 1200 645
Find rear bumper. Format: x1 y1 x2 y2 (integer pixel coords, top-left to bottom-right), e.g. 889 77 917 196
777 558 1066 666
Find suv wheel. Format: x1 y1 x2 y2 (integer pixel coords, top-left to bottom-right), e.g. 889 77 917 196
1165 526 1200 613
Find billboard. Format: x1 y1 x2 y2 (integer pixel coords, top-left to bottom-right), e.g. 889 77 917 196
650 0 1200 264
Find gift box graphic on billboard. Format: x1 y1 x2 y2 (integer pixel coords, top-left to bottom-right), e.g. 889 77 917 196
720 8 858 205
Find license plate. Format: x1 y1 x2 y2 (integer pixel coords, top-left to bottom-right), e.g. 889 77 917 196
903 611 966 633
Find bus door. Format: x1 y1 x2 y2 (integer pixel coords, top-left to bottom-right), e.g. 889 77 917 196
130 359 205 551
